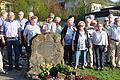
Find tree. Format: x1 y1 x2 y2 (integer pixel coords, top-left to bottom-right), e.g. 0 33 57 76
64 0 108 20
10 0 68 21
11 0 29 18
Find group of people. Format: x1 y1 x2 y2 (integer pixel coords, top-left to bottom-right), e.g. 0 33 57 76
0 11 62 74
0 10 120 74
61 14 120 71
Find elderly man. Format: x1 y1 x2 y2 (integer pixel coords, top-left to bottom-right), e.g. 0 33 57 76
16 11 28 32
108 17 120 68
16 11 28 57
24 12 34 29
3 12 21 71
23 16 41 71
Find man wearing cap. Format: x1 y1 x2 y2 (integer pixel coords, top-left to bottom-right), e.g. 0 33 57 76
23 16 41 71
24 12 34 29
16 11 28 58
3 12 21 71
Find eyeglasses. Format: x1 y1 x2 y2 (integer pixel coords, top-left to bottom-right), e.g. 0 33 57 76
49 17 54 19
105 20 109 22
78 25 84 27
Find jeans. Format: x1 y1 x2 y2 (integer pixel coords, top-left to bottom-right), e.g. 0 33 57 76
75 50 87 67
64 45 73 66
6 39 20 67
94 45 105 68
26 45 32 71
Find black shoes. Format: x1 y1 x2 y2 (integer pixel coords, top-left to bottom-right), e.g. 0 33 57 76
95 67 104 71
8 66 21 71
7 66 13 71
14 66 21 71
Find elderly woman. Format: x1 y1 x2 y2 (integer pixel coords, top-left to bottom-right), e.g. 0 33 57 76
54 17 62 34
72 21 88 69
24 16 41 47
92 23 108 70
42 13 56 33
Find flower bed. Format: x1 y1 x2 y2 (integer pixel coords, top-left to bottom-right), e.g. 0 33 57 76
28 64 97 80
37 64 73 79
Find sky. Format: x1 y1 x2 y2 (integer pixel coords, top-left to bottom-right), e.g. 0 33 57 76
110 0 119 2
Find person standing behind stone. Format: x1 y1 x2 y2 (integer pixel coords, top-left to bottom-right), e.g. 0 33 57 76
24 12 34 29
24 16 41 47
54 17 62 34
108 17 120 68
42 13 56 33
23 16 41 71
73 21 88 69
3 12 21 71
61 18 76 66
92 23 108 70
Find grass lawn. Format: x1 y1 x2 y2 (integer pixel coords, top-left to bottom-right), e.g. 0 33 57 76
77 67 120 80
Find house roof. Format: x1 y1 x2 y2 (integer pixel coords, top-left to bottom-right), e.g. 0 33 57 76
101 6 120 11
85 9 120 18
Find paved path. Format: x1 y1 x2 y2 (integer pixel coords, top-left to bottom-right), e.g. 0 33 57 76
0 69 27 80
0 48 28 80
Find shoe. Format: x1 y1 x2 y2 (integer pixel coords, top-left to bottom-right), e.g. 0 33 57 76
7 67 13 71
0 69 7 74
75 66 77 69
15 66 21 71
84 63 87 67
90 66 94 69
95 68 100 71
100 68 104 71
81 66 85 69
